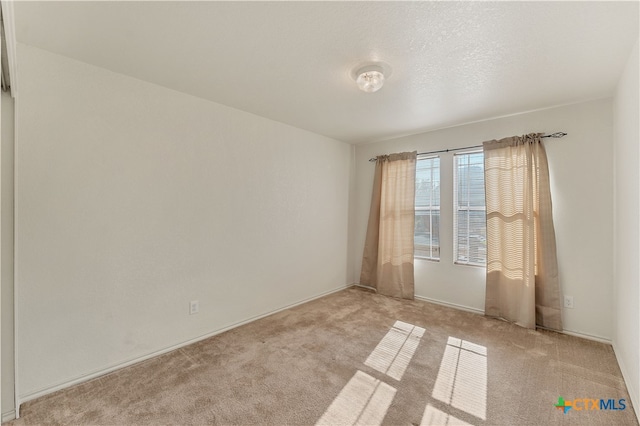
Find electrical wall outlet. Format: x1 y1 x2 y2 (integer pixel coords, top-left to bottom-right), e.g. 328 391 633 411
190 300 199 315
563 295 574 309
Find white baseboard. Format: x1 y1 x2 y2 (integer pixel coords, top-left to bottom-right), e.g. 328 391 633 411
2 410 16 422
17 284 352 409
414 294 485 315
414 294 613 344
612 340 640 422
552 328 612 344
355 287 486 317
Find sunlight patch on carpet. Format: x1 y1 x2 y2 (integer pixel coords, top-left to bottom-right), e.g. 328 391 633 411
432 336 487 420
420 403 474 426
364 320 425 380
316 370 396 426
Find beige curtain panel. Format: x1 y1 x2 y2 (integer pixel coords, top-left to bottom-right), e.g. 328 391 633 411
360 152 417 300
483 134 562 330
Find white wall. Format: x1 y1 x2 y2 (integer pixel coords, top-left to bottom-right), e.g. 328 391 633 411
1 91 15 420
353 99 614 340
612 37 639 419
15 44 352 402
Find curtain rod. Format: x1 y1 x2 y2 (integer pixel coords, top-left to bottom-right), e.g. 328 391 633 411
368 132 567 162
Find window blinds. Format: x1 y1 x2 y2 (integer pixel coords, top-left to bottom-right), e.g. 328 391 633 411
414 156 440 260
454 152 486 266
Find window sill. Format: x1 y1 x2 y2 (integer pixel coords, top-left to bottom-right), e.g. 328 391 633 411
414 256 440 262
454 261 486 269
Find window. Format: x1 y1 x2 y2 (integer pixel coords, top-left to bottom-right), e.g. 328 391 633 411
454 152 486 266
414 156 440 260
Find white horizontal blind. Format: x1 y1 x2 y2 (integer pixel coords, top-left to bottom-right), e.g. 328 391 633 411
454 151 486 266
415 156 440 260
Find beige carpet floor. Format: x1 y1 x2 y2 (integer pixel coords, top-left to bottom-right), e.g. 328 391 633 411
6 287 638 425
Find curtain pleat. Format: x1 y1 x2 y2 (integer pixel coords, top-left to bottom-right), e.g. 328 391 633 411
360 152 417 300
483 134 562 330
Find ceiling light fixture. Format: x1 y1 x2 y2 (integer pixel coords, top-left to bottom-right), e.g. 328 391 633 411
352 62 392 93
355 65 385 93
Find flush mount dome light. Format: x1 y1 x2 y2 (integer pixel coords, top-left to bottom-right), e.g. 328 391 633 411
356 65 384 93
352 63 391 93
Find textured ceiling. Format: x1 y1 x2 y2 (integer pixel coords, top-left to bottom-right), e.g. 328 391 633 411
14 1 639 144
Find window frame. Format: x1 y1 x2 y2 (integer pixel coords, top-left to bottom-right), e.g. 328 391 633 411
453 150 487 267
414 155 440 261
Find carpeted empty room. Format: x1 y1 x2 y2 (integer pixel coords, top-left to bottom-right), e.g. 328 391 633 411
5 287 637 425
2 2 639 426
